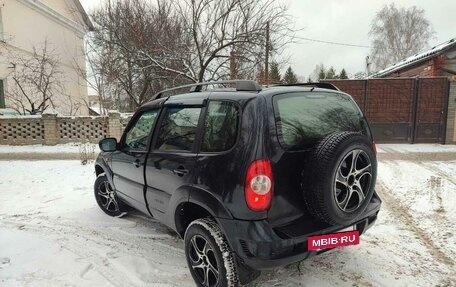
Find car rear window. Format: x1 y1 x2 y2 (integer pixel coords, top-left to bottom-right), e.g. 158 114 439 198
273 92 367 150
201 101 239 152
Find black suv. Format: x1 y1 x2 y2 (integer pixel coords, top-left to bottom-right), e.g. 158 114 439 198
94 80 381 287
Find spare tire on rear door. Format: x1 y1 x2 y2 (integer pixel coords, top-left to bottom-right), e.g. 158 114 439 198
301 131 377 226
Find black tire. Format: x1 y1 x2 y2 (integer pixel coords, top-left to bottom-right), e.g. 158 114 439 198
301 132 377 226
184 218 240 287
94 174 128 217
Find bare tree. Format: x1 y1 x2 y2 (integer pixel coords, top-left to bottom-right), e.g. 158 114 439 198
87 0 296 110
74 39 119 114
5 40 75 115
169 0 294 82
369 3 435 70
88 0 193 111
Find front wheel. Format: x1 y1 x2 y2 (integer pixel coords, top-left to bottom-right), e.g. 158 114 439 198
94 174 128 217
184 218 240 287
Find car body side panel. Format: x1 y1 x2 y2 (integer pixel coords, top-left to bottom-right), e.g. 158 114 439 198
193 96 269 220
95 156 114 185
145 151 198 224
111 150 149 214
188 184 234 219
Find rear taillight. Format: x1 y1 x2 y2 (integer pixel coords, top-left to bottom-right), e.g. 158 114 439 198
244 159 274 212
372 141 377 156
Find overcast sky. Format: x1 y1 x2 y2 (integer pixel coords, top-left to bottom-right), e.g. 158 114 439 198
80 0 455 79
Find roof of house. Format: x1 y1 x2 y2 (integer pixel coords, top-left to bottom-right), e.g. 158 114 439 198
73 0 94 31
89 104 107 116
371 37 456 78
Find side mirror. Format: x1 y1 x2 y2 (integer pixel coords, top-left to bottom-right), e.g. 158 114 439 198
99 138 118 152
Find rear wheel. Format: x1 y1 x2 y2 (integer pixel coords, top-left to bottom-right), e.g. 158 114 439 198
94 174 128 217
301 132 377 225
184 218 239 287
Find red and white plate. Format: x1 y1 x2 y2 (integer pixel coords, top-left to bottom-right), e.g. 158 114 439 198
308 226 359 251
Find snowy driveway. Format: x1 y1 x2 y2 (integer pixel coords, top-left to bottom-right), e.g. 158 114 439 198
0 145 455 286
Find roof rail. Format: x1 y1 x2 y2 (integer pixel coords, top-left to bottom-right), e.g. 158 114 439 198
150 80 262 100
274 82 340 91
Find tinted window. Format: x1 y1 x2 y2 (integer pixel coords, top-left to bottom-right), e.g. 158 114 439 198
274 92 366 150
125 110 158 150
201 101 238 152
156 107 201 151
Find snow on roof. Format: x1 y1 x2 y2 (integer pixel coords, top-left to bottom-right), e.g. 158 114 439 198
371 37 456 78
89 104 108 115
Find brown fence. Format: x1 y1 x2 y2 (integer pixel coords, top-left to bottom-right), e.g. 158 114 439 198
325 77 451 144
0 111 131 145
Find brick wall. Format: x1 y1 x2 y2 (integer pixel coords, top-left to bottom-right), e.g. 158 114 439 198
0 111 131 145
446 81 456 144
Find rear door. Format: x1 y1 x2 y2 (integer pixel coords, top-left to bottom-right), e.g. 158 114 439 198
268 91 371 225
145 101 205 223
111 108 160 214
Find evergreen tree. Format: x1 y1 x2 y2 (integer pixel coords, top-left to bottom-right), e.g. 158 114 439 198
256 67 266 85
326 66 336 79
318 67 326 80
283 66 298 84
339 68 348 79
269 61 282 84
312 63 326 81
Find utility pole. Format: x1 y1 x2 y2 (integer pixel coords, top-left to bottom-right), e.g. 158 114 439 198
265 21 270 86
366 56 371 77
230 50 237 80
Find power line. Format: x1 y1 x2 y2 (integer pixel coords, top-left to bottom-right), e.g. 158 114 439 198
295 36 371 48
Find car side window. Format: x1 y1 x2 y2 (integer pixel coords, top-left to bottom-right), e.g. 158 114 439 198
201 101 239 152
124 110 158 150
155 107 202 152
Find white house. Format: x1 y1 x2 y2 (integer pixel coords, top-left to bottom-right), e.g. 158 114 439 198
0 0 93 115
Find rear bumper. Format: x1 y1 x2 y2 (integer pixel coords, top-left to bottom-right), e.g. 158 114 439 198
217 197 381 270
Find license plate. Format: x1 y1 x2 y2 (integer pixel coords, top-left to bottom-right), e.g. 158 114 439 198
308 227 359 251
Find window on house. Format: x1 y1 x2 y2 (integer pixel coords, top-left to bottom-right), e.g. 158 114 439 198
0 80 5 108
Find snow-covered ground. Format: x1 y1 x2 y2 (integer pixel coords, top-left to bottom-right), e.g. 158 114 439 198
0 143 99 154
377 143 456 154
0 143 99 161
0 145 455 286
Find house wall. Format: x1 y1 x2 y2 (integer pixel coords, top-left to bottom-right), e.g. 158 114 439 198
447 81 456 144
445 49 456 79
383 47 456 79
389 59 435 78
0 0 89 115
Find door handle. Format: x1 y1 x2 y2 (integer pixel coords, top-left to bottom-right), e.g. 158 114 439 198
173 166 189 177
133 159 141 168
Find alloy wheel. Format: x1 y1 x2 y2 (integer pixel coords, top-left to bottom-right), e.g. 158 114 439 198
334 149 372 212
97 181 119 213
188 235 220 287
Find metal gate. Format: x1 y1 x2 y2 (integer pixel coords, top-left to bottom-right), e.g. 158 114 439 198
414 78 448 143
366 78 415 143
325 77 449 144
